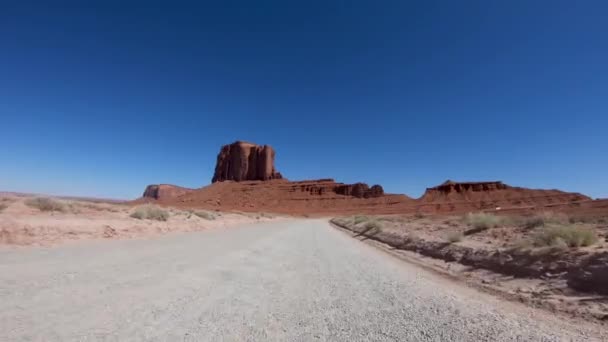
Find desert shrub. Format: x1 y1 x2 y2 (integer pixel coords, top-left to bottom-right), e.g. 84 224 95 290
521 212 569 229
130 205 169 221
194 211 215 220
446 231 463 243
533 224 598 248
522 216 545 229
353 215 369 224
25 197 66 212
414 212 425 219
0 203 7 212
362 220 382 235
464 213 502 231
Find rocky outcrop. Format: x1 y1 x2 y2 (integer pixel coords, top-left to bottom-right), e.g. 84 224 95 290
427 180 508 194
212 141 283 183
143 184 193 200
334 183 384 198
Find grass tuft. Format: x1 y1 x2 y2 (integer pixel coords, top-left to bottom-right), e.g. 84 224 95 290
130 205 169 221
353 215 369 224
533 224 598 248
194 211 215 220
361 220 383 235
464 212 503 231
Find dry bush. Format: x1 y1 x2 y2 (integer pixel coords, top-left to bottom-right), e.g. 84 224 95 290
194 211 216 220
76 202 120 212
446 231 463 243
25 197 67 212
0 203 8 212
362 220 383 235
130 205 169 221
533 224 598 248
521 212 570 229
353 215 369 224
464 213 503 231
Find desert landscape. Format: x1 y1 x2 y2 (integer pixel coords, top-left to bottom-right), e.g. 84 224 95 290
2 140 608 340
3 3 606 340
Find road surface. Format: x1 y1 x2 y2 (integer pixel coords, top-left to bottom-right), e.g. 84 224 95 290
0 219 604 341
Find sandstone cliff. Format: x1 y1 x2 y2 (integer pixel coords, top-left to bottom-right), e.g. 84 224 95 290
212 141 283 183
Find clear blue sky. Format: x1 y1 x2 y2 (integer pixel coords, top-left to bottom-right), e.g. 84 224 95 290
1 1 607 200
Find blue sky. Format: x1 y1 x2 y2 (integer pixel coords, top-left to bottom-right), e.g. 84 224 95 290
1 1 607 199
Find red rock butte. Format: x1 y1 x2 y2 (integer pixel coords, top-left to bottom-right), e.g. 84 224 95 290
212 141 283 182
139 141 603 216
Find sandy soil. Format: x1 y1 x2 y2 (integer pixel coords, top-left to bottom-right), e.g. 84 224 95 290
0 194 280 246
332 213 608 322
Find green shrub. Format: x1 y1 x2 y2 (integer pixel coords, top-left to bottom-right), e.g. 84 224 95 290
464 212 502 230
533 224 598 248
25 197 67 212
446 231 463 243
130 205 169 221
194 211 215 220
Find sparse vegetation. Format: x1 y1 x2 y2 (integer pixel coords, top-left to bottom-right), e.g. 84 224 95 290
0 203 8 212
353 215 369 224
446 231 463 243
414 212 425 219
533 224 598 248
360 220 383 236
25 197 67 212
194 211 216 220
464 212 503 231
130 205 170 221
521 212 569 229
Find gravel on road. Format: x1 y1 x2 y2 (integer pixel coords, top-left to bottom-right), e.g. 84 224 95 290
0 219 605 341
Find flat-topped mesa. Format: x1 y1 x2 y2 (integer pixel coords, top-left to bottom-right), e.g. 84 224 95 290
212 141 283 183
143 184 194 200
420 180 590 207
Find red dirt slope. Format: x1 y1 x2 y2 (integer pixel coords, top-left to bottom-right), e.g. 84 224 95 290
152 179 415 215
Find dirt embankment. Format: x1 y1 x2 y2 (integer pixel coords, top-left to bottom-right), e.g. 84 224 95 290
331 213 608 321
0 194 279 247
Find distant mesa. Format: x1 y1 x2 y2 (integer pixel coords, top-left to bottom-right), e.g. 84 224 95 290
140 141 594 215
212 141 283 183
142 184 194 200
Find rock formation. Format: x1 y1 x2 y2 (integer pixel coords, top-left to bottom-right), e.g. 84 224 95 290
418 180 590 212
142 184 194 200
334 183 384 198
138 141 597 216
212 141 283 183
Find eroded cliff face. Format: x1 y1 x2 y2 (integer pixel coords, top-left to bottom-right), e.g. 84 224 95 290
334 183 384 198
212 141 283 183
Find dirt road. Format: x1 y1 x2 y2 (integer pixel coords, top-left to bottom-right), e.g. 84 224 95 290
0 220 604 341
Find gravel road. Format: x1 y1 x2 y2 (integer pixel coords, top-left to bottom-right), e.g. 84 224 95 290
0 219 604 341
